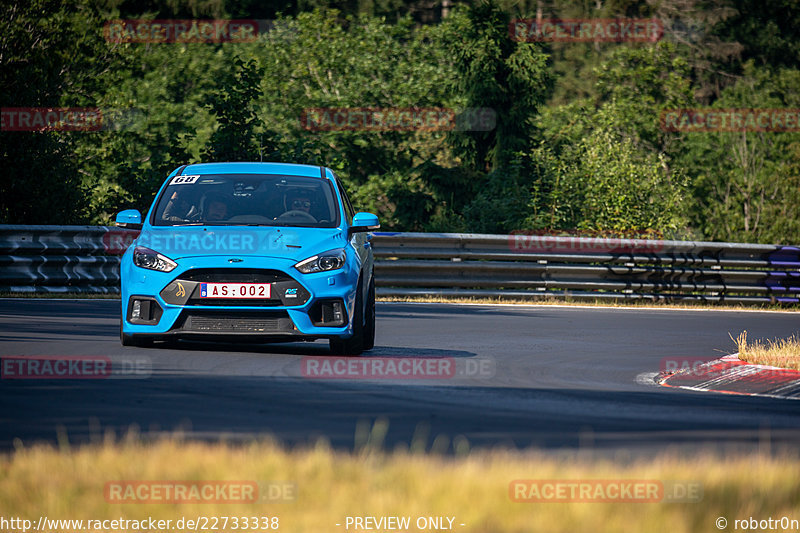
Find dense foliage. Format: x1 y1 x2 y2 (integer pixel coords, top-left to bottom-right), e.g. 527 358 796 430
1 0 798 244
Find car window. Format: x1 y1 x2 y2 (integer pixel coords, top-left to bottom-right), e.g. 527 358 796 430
334 175 356 224
151 174 340 227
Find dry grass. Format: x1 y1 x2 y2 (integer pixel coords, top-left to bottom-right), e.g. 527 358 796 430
1 293 797 312
378 295 798 312
1 434 799 533
734 331 800 371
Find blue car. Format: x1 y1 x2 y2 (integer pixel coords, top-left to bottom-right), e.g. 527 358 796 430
115 162 379 354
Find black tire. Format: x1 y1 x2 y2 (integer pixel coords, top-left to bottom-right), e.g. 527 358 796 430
362 274 375 351
329 277 365 356
120 318 152 347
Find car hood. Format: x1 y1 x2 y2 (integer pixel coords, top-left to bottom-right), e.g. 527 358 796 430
136 225 348 262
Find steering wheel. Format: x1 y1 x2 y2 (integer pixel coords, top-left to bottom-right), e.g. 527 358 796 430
184 209 202 222
277 210 317 222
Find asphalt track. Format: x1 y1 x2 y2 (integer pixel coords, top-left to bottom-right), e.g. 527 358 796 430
1 299 799 455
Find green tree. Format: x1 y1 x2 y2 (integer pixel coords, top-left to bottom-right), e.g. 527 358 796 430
528 41 694 236
247 9 465 228
681 64 800 243
74 37 230 223
0 0 115 223
202 57 266 162
573 128 689 235
594 42 694 154
434 1 552 233
712 0 800 70
443 0 551 172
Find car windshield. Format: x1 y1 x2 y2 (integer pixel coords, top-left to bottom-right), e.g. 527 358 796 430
151 173 340 227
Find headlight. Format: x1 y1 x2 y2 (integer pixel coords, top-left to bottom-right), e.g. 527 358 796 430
133 246 177 272
294 248 346 274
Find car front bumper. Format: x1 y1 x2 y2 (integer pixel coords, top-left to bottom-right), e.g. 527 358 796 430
120 254 359 340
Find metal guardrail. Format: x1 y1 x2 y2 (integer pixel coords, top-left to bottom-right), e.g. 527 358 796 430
1 226 799 304
373 232 800 304
0 226 124 294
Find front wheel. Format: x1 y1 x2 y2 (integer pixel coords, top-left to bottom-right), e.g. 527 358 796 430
329 278 366 356
362 275 375 351
120 319 152 347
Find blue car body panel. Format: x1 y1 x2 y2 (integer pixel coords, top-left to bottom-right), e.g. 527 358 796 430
119 162 375 342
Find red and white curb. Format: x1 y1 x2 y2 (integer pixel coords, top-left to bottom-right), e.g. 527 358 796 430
656 354 800 400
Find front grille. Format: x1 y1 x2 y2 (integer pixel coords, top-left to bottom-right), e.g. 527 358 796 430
162 268 311 307
186 298 282 307
177 311 296 333
180 268 293 283
188 316 285 332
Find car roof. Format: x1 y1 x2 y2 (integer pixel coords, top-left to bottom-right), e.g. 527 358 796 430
181 162 330 179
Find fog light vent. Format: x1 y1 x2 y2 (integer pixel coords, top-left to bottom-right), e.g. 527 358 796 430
127 297 162 325
310 299 347 327
332 301 343 323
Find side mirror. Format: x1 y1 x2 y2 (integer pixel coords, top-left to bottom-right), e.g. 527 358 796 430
115 209 143 230
349 212 380 237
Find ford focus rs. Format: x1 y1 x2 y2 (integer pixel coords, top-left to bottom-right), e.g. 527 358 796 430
116 162 379 354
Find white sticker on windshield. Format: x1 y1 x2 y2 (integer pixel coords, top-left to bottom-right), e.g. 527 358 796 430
171 175 200 185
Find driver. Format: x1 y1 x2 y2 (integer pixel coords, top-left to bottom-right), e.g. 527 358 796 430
286 190 312 214
275 189 317 223
162 189 197 222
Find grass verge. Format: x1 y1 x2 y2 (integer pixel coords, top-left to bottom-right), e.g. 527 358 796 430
1 435 799 533
378 295 798 312
1 292 797 312
735 331 800 371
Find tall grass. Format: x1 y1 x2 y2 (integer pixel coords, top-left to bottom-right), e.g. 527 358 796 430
735 331 800 371
1 434 798 533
